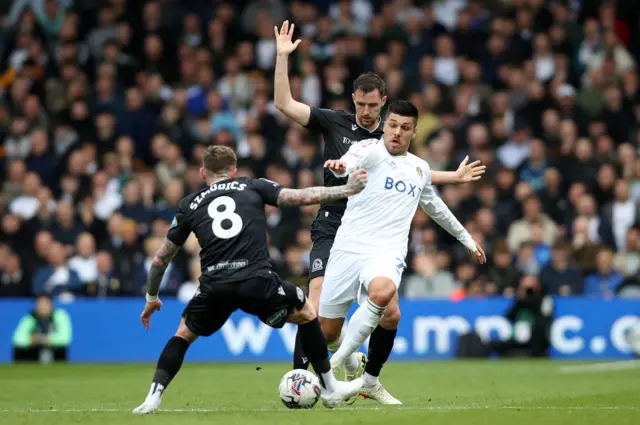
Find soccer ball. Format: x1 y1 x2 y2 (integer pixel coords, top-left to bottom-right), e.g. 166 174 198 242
278 369 322 409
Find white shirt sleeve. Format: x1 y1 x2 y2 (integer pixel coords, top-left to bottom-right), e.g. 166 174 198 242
330 139 379 177
419 176 476 252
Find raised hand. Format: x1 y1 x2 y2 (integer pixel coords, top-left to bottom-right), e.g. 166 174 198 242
274 20 301 56
346 169 368 193
455 155 486 183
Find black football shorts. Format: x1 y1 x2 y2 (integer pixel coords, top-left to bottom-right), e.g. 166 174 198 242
182 272 306 337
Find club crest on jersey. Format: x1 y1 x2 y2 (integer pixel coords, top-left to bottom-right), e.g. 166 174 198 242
416 167 423 178
311 259 323 272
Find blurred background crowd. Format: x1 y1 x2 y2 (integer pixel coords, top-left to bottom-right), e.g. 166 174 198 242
0 0 639 302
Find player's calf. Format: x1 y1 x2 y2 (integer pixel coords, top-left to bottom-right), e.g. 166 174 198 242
292 277 324 370
330 278 396 370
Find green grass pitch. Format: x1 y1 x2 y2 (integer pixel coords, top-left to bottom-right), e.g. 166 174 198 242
1 361 638 425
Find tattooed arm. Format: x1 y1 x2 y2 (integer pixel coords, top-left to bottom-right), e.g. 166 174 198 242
146 237 180 298
277 169 368 207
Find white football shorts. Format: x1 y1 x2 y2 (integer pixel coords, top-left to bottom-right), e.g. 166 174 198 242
318 249 406 319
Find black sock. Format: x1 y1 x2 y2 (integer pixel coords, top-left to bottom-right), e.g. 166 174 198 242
292 328 310 370
365 326 397 377
298 318 331 386
152 336 190 392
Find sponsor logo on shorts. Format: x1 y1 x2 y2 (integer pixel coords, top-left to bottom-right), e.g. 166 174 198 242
207 259 249 272
311 259 323 272
296 287 304 303
265 308 288 328
396 257 406 274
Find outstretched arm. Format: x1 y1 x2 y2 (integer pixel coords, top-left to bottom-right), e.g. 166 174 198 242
273 21 311 126
431 156 486 185
146 237 180 298
419 184 487 263
277 169 368 206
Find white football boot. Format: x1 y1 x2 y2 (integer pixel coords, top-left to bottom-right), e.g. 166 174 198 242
344 353 367 405
359 382 403 405
132 383 164 414
321 377 364 409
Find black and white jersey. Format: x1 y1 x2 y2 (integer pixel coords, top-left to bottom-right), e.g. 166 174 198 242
306 107 384 215
167 177 282 283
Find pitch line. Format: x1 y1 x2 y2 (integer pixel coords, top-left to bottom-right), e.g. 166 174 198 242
557 360 640 373
1 406 638 414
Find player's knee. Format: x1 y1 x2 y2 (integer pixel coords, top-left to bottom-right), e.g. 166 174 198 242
175 321 197 344
368 279 397 307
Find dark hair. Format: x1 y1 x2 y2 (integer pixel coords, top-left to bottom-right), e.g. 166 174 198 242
353 72 386 97
386 100 419 121
202 145 237 176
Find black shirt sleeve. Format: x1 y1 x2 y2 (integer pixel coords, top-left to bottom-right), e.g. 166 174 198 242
166 198 192 246
251 178 283 207
306 107 343 133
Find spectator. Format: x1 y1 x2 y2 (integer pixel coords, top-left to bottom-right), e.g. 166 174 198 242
488 275 553 358
0 251 31 297
488 241 520 297
583 247 624 298
539 241 583 296
614 226 640 277
9 171 42 219
497 117 532 170
85 251 121 297
530 220 552 268
111 219 144 295
32 242 83 296
507 195 558 253
602 179 637 252
68 232 98 283
49 201 85 249
118 180 154 230
155 143 187 187
404 252 458 299
12 295 72 362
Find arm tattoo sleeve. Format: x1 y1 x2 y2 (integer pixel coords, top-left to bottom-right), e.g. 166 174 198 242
277 186 355 207
146 237 180 297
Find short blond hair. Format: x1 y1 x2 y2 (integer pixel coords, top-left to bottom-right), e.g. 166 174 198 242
203 145 237 176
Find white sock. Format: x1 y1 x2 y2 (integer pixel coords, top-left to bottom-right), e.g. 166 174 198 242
344 353 360 374
331 299 385 367
146 382 165 401
363 372 379 387
319 370 337 392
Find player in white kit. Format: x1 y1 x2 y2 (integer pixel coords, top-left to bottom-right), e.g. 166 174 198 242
319 100 487 404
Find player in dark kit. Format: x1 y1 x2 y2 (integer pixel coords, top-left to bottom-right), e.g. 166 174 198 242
274 21 386 382
132 146 368 414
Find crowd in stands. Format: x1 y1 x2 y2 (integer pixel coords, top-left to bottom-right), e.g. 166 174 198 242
0 0 639 301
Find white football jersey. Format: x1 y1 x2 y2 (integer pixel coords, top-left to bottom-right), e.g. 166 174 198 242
331 138 474 257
